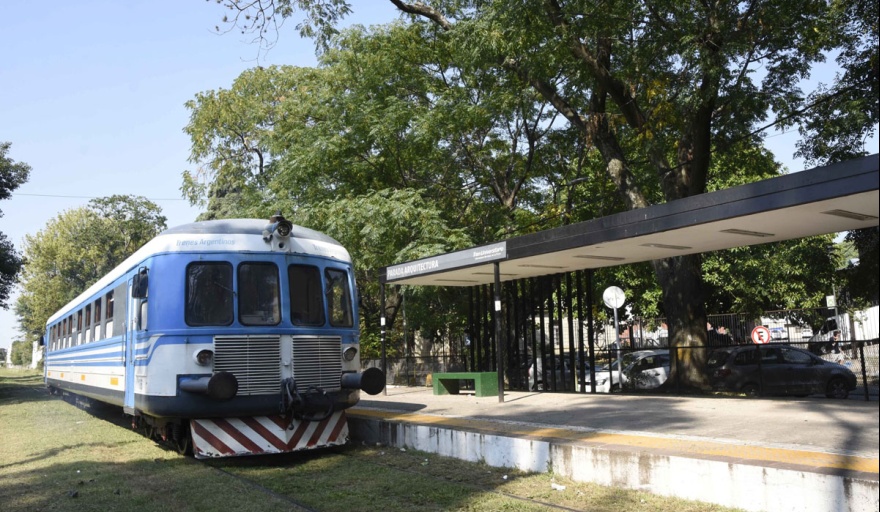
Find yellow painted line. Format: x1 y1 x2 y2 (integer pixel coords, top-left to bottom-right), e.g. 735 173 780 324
350 408 879 475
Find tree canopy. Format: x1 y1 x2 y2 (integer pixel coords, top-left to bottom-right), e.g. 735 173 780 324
1 142 31 310
201 0 877 382
14 196 167 341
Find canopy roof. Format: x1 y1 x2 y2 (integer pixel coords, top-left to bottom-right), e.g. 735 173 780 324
380 154 879 287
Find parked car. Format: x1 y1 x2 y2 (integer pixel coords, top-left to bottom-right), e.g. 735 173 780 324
584 350 670 393
769 326 787 340
707 344 857 399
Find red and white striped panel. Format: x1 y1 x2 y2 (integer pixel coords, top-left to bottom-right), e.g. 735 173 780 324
191 412 349 459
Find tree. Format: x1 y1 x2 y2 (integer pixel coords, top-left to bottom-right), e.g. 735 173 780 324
10 337 31 367
793 0 879 167
291 188 472 357
839 226 879 307
1 142 31 309
209 1 865 387
14 196 167 341
87 195 168 255
181 26 582 357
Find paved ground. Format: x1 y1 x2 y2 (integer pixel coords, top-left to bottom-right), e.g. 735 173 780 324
356 386 880 460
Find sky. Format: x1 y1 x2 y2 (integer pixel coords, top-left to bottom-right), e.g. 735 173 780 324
1 2 877 354
0 0 400 353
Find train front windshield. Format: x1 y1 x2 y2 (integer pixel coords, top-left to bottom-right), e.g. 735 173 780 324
184 261 353 328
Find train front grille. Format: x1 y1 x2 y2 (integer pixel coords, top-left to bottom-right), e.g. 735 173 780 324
213 335 281 395
291 336 342 391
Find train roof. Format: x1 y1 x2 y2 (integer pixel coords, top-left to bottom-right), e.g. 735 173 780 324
46 218 351 325
161 219 343 246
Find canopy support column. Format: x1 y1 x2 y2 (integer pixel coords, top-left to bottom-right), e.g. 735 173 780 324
494 262 504 403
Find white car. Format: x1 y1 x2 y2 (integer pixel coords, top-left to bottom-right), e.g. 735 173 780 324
584 350 670 393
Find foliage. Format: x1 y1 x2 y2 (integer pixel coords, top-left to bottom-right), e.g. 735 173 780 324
793 0 879 166
87 195 167 255
290 188 473 358
14 196 166 341
9 337 31 366
839 226 879 308
202 0 871 386
0 142 32 309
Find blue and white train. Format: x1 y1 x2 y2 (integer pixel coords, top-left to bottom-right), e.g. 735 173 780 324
43 213 384 457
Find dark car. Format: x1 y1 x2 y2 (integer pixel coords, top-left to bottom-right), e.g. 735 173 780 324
707 344 857 399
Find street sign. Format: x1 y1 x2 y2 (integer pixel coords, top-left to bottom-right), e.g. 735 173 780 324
751 326 772 344
603 286 625 309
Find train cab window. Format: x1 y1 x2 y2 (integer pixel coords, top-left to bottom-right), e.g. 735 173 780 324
185 262 234 326
238 263 280 326
325 268 353 327
288 264 325 326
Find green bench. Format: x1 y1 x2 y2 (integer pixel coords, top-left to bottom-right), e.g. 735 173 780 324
432 372 499 397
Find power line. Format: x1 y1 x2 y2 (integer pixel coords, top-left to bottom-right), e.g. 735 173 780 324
13 193 189 201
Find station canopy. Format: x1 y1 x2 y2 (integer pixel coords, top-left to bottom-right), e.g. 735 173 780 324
380 154 879 287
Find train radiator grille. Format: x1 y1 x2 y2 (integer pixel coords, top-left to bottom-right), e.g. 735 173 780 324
214 335 281 395
291 336 342 391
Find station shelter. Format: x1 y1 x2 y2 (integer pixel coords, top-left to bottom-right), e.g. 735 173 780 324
377 154 880 401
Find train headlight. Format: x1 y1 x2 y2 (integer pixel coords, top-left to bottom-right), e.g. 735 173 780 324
262 212 293 242
342 346 358 362
194 349 214 367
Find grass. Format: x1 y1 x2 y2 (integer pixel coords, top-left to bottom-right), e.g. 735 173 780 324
1 368 743 512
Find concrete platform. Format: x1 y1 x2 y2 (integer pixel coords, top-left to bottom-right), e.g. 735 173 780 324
348 386 879 512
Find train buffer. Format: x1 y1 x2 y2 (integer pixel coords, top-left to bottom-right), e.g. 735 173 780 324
432 372 498 397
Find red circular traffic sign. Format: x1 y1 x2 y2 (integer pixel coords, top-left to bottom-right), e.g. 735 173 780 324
751 326 772 344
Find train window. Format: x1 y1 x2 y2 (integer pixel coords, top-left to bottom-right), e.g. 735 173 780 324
106 291 114 336
94 298 102 341
288 264 325 326
238 263 280 326
325 268 353 327
84 305 92 343
185 262 234 326
112 283 126 336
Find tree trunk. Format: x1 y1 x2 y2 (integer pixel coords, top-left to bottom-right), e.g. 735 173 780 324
652 254 709 389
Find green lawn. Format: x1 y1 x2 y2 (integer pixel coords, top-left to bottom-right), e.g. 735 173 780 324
1 368 742 512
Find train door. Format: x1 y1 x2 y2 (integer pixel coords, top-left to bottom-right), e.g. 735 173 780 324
123 277 137 414
123 268 149 415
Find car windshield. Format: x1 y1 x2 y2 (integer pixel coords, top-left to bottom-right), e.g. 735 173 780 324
598 353 639 372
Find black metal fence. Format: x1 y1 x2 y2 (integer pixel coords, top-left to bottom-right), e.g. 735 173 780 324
365 339 879 401
368 276 878 403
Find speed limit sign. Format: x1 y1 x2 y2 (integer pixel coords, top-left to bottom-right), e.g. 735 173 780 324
751 326 771 344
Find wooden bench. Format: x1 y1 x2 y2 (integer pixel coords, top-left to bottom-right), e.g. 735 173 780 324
432 372 498 397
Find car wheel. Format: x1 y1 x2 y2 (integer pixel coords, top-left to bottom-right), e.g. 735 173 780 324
825 377 849 399
740 383 760 397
